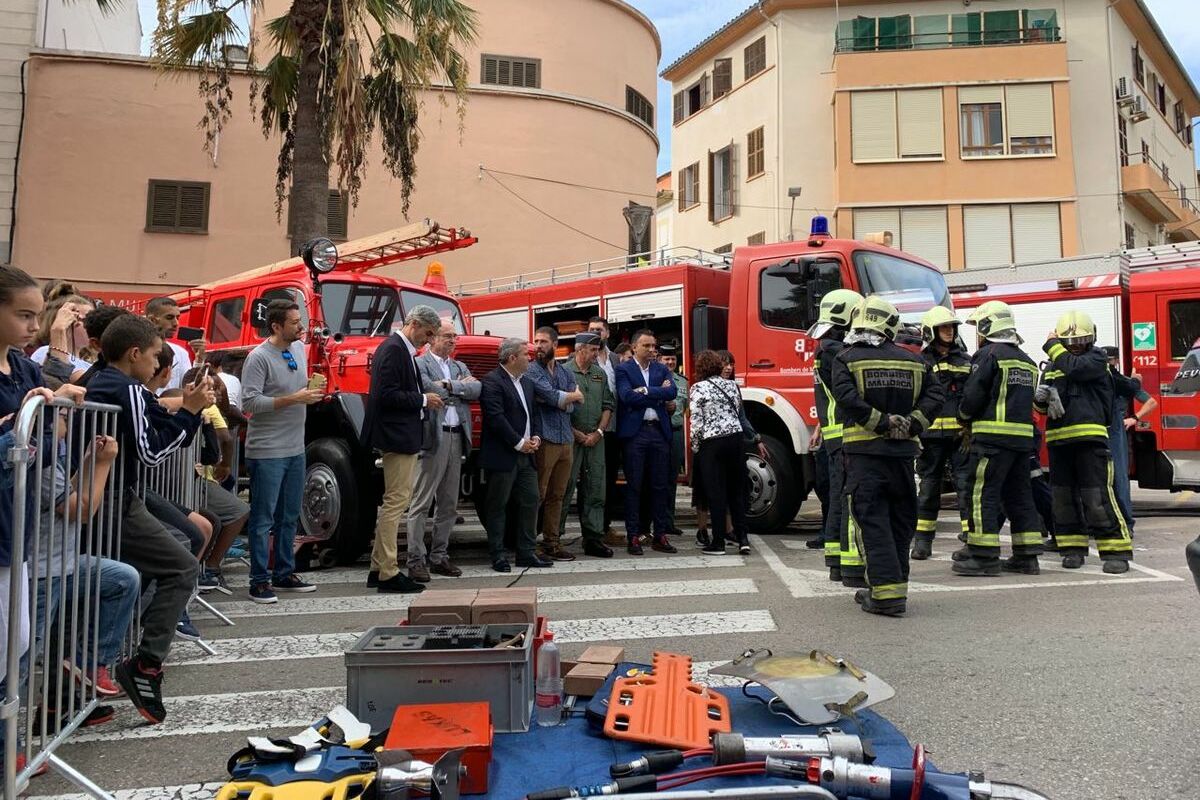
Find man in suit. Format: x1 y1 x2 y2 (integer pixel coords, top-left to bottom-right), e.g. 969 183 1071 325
480 338 554 573
361 305 445 593
615 329 679 556
405 319 482 582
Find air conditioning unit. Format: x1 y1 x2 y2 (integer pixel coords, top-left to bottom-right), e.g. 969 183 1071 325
1116 77 1134 107
1129 97 1150 123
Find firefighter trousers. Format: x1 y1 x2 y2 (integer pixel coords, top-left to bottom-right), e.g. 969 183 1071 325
823 446 848 569
961 444 1044 559
1048 441 1133 560
845 455 916 606
915 437 968 543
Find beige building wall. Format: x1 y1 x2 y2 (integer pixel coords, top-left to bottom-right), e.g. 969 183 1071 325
12 0 660 291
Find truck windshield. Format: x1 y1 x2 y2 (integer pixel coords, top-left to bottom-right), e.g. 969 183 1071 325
320 283 398 336
853 250 952 321
398 290 467 335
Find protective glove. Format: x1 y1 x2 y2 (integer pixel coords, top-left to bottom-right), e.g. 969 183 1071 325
1045 386 1066 420
1034 384 1051 405
958 425 973 455
886 414 911 439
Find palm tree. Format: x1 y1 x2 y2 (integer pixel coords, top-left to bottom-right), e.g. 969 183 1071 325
153 0 477 251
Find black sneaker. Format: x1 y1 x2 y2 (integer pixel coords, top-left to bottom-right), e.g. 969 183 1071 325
696 528 710 547
249 583 278 604
366 570 380 588
737 539 751 555
272 574 316 593
115 657 166 724
701 544 726 555
378 573 427 593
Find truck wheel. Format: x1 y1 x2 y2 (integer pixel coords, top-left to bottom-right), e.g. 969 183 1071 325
745 434 803 534
302 438 368 565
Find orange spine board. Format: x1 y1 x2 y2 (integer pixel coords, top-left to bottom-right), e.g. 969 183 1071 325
603 652 731 750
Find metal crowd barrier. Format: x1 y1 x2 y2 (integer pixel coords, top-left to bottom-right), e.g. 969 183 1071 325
3 396 123 799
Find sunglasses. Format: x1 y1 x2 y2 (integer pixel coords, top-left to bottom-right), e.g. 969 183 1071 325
282 350 298 371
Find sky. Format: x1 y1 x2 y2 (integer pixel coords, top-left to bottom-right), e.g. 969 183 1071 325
137 0 1200 173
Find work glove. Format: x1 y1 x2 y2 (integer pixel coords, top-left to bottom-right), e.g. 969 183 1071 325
886 414 911 440
1034 384 1051 405
1045 386 1066 420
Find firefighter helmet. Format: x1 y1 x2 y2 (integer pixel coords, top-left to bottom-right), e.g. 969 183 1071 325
1054 310 1096 347
807 289 865 338
920 306 960 343
852 295 901 340
965 300 1007 326
975 302 1018 339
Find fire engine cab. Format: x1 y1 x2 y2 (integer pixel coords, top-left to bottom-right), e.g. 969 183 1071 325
168 220 500 566
456 218 954 532
945 240 1200 492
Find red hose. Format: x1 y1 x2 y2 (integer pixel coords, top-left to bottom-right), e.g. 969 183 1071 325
657 763 766 790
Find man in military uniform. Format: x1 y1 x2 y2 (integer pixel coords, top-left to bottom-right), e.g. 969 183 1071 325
560 332 616 558
911 307 971 561
659 343 689 535
806 288 863 584
831 296 944 616
1037 310 1132 573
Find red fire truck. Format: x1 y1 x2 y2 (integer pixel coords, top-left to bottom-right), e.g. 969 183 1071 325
945 241 1200 492
166 221 500 566
455 218 954 531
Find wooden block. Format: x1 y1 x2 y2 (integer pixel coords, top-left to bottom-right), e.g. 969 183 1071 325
564 662 614 697
407 589 478 626
471 587 538 624
578 645 625 665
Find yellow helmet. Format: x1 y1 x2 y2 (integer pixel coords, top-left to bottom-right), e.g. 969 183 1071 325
920 306 960 343
975 302 1018 339
806 289 865 338
1055 310 1096 347
965 300 1007 326
852 295 901 340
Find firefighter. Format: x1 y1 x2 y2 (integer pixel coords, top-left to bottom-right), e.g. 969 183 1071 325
1036 310 1132 573
806 288 863 583
953 302 1044 576
911 306 970 561
831 296 944 616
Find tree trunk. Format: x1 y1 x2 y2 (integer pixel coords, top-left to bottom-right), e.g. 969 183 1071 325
287 2 333 253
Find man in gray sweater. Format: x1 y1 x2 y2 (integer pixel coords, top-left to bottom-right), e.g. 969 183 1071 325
241 299 324 603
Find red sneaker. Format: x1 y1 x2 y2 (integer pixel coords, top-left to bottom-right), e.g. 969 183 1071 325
15 752 49 777
63 661 122 698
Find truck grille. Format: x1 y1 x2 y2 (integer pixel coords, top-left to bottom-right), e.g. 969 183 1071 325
457 351 498 380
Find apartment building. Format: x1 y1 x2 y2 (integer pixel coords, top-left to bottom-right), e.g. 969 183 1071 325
662 0 1200 270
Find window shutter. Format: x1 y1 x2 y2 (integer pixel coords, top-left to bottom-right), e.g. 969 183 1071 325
148 182 179 229
851 91 898 161
482 56 498 84
701 73 711 107
748 231 766 246
1011 203 1061 264
690 164 700 210
727 145 737 215
177 184 209 231
963 205 1013 268
524 61 539 88
713 58 732 99
899 207 949 269
852 208 901 241
897 89 943 158
673 91 684 124
497 59 511 85
1004 84 1053 141
707 150 715 222
327 190 348 240
677 170 686 211
958 85 1004 106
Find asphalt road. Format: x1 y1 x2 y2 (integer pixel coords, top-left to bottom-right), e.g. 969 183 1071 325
19 487 1200 800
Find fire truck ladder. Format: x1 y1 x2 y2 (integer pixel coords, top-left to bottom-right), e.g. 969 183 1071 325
450 246 732 297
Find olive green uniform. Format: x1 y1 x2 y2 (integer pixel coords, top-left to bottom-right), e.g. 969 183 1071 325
560 359 615 543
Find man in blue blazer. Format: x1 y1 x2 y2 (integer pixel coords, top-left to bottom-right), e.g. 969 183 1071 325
615 329 679 556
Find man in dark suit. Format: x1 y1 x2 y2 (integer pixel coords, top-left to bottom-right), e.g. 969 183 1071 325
361 305 444 593
479 337 553 573
615 329 679 556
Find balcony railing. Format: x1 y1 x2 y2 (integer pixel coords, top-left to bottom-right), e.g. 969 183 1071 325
835 26 1061 53
1123 150 1200 218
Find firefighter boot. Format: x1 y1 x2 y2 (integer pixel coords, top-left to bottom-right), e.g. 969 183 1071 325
952 557 1002 577
1062 554 1085 569
854 590 905 617
1102 558 1130 574
910 536 933 561
1002 555 1041 575
828 566 842 582
951 546 971 562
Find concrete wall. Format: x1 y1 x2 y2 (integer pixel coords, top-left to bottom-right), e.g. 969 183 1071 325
12 0 660 291
38 0 140 53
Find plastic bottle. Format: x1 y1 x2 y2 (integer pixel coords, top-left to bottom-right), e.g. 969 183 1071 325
534 632 563 727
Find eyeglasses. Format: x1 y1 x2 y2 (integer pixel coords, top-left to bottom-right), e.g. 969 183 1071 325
282 350 298 371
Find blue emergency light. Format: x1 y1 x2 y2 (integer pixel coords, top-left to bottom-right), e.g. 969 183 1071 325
810 215 830 237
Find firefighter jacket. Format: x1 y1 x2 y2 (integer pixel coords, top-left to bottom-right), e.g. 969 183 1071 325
1037 339 1114 447
920 343 971 438
813 337 846 451
957 341 1038 451
830 340 945 459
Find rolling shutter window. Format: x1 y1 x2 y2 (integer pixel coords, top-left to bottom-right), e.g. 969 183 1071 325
900 207 949 269
957 85 1005 106
606 288 683 323
963 205 1013 267
853 208 901 241
1004 83 1054 141
471 309 529 339
897 89 944 158
1011 203 1062 264
851 91 898 161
